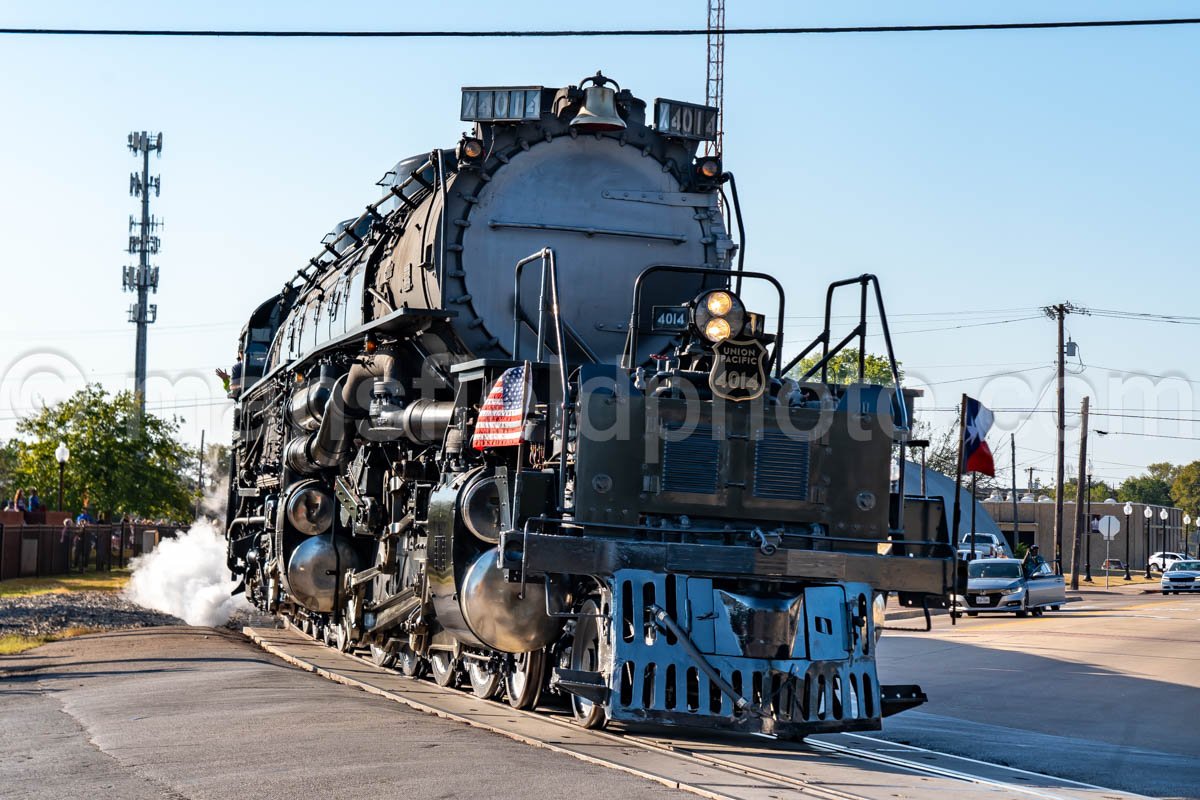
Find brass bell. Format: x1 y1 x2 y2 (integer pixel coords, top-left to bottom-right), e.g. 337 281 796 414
569 74 626 132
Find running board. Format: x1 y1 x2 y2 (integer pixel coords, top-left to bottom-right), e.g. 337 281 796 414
880 684 928 717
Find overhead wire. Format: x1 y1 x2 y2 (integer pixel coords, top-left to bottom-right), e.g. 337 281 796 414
4 18 1200 37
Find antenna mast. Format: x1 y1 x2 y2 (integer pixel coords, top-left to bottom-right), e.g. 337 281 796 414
124 131 163 415
705 0 725 157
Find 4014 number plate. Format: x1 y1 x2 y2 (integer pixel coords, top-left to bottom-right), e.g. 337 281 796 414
651 305 689 332
709 338 767 401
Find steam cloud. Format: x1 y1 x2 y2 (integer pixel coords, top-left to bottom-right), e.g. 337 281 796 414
124 520 252 627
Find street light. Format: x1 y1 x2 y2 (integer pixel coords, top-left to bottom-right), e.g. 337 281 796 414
54 442 69 512
1143 506 1154 579
1159 507 1169 570
1185 514 1193 558
1123 502 1134 580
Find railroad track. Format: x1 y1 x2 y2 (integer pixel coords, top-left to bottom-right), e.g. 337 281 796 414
244 624 1147 800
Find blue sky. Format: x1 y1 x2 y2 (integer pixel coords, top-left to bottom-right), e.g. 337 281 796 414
2 1 1199 488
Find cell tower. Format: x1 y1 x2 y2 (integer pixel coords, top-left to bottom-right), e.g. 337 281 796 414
705 0 725 157
123 131 163 414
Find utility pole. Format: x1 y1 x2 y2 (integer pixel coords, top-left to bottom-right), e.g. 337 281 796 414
705 0 725 157
1026 466 1036 494
124 131 163 416
1043 301 1087 574
1070 396 1090 590
1011 433 1019 548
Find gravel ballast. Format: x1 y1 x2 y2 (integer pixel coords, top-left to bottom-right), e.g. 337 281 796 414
0 591 182 637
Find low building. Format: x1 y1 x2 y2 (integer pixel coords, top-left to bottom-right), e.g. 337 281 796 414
981 496 1192 571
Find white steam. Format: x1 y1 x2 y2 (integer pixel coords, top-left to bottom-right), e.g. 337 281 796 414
125 521 252 627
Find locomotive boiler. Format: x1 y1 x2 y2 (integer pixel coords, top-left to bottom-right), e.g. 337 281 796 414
225 73 955 737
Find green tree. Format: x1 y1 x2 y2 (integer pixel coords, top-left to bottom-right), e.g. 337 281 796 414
12 384 193 520
1118 468 1174 507
0 438 19 503
788 348 901 386
1058 479 1117 503
1170 461 1200 518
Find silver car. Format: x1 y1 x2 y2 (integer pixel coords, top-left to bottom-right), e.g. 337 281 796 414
1161 559 1200 594
953 558 1066 617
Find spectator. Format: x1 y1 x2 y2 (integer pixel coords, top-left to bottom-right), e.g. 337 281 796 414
74 519 90 571
59 519 76 572
27 488 41 511
1 498 10 511
14 488 26 512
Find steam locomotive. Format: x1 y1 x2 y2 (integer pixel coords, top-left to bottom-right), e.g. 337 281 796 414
225 73 954 737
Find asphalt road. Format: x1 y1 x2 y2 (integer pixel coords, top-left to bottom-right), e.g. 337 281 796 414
1 590 1195 799
0 627 677 800
860 589 1200 799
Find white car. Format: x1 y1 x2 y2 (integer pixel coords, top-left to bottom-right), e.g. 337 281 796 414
1149 551 1188 573
1161 559 1200 594
959 532 1011 558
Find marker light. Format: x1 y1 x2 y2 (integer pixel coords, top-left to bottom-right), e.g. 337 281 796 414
706 291 733 316
704 318 732 342
459 137 484 161
698 159 721 179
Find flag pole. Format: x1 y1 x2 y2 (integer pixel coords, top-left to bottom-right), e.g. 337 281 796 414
951 393 967 551
970 474 978 560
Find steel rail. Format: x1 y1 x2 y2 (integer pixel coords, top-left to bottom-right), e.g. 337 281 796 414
246 622 1145 800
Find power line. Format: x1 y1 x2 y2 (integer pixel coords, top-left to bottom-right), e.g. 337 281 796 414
3 19 1200 38
1094 429 1200 442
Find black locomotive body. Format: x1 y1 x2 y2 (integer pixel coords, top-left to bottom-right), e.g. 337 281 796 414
225 74 954 737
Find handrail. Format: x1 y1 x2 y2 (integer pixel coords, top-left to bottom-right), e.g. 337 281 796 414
780 273 909 433
621 264 786 376
511 248 572 512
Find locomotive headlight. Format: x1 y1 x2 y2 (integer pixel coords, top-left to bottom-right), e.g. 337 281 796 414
692 289 746 343
704 318 732 342
697 158 722 179
706 290 733 316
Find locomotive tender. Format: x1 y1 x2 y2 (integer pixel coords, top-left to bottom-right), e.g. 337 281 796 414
225 73 955 737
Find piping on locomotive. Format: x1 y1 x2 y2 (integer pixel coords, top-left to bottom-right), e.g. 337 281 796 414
224 73 955 737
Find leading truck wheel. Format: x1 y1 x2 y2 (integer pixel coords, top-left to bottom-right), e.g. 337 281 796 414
429 651 459 688
505 649 546 710
465 659 503 699
570 599 608 730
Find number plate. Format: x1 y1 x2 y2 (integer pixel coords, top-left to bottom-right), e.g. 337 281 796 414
651 305 689 333
975 595 992 605
654 99 719 141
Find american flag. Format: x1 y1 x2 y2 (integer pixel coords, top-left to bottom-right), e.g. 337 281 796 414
471 364 532 449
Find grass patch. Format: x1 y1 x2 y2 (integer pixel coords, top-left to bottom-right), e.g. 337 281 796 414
0 626 102 655
0 569 131 598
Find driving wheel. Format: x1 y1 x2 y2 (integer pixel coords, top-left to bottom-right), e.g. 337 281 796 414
369 641 396 668
397 646 425 678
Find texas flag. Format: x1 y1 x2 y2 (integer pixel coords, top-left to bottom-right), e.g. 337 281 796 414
962 396 996 476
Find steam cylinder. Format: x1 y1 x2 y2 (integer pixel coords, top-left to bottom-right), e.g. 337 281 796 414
285 536 360 613
459 548 565 653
